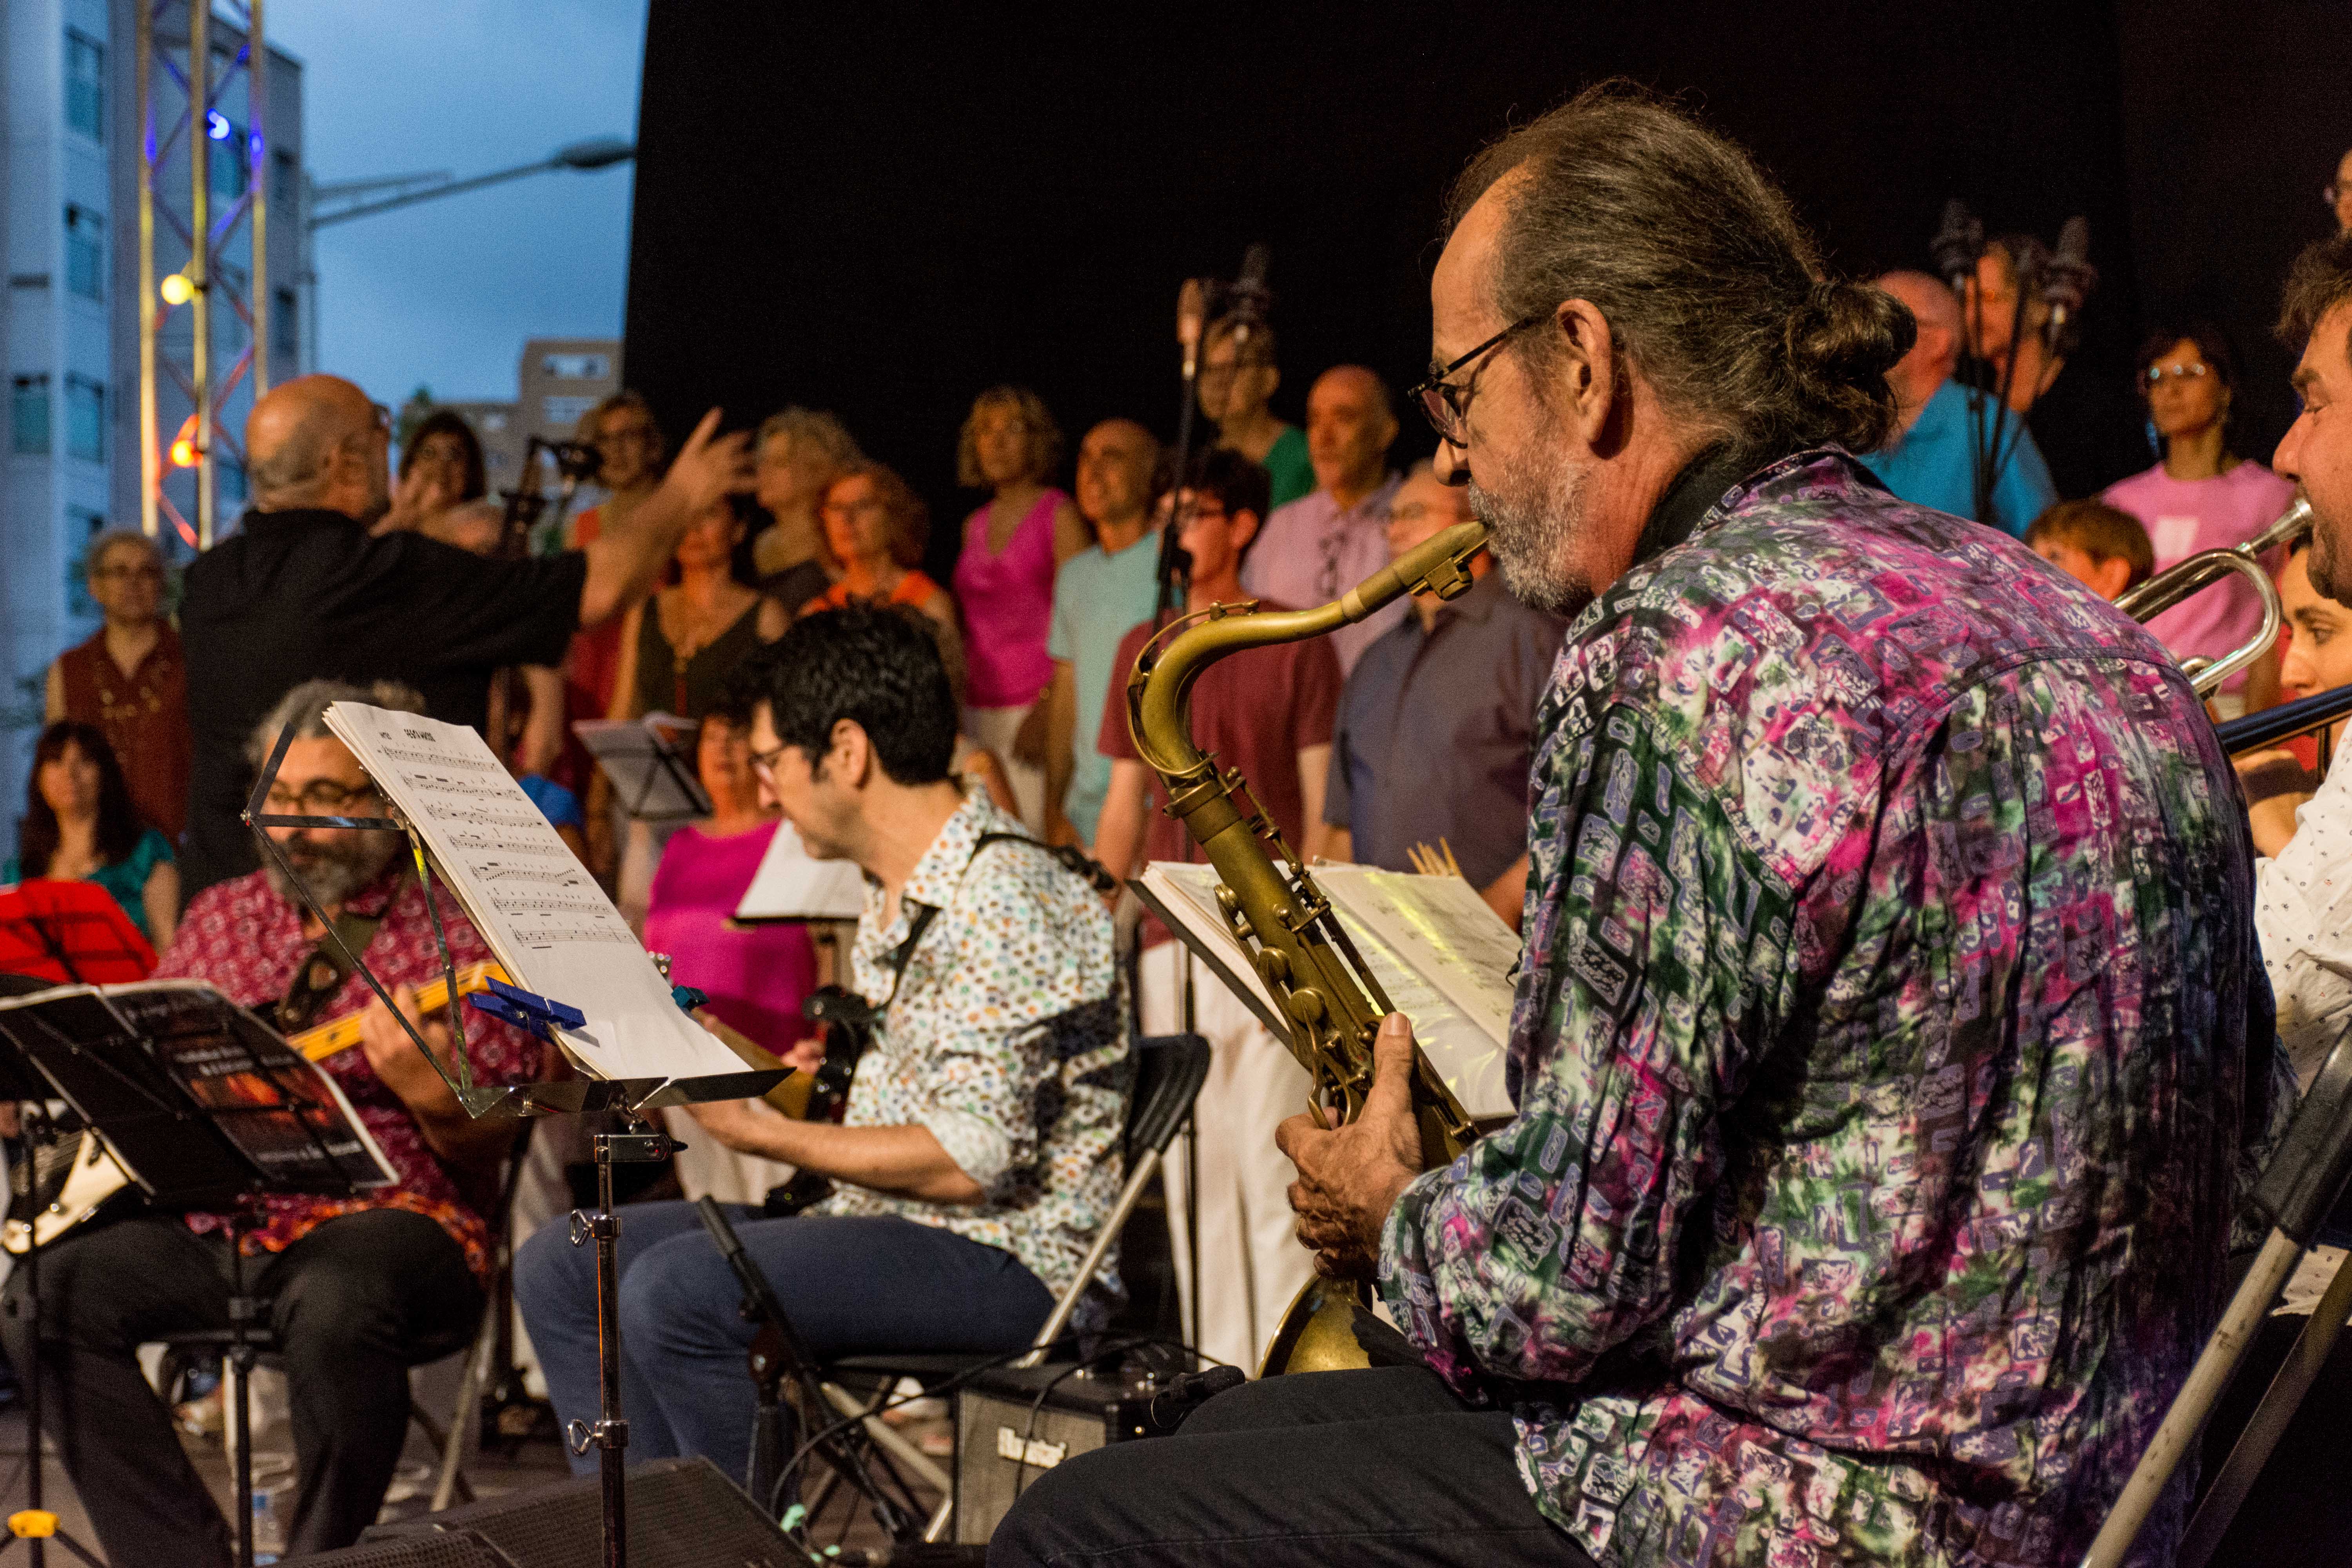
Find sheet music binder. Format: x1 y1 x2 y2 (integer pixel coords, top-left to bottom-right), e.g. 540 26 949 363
0 980 397 1216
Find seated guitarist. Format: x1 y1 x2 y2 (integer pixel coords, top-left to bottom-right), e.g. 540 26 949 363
516 605 1130 1488
0 678 547 1567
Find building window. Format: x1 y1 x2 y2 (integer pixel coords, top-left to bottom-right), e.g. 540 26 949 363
209 122 249 200
66 509 107 619
273 150 299 216
542 352 610 381
11 377 51 455
66 31 104 142
64 376 104 463
65 207 105 302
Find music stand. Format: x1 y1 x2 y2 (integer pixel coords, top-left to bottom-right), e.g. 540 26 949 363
573 718 711 826
0 980 398 1568
243 714 780 1568
0 882 156 985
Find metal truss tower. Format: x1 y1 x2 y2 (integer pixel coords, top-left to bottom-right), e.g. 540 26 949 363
135 0 269 549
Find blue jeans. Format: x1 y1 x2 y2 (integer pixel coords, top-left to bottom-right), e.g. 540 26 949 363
515 1200 1054 1485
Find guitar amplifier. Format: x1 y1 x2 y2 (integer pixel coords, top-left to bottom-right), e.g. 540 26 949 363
953 1363 1166 1545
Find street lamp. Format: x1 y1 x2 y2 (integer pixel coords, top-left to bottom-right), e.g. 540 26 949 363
297 136 635 376
308 135 635 229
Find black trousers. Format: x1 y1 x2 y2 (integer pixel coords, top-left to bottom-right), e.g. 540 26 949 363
988 1365 1595 1567
0 1207 481 1566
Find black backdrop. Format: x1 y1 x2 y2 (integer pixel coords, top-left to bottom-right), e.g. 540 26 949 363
624 2 2352 574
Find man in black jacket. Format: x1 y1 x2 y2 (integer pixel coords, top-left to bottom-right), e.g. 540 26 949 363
178 374 746 896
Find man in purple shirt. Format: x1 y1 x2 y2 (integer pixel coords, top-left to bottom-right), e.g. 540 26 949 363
997 84 2268 1568
1240 365 1403 672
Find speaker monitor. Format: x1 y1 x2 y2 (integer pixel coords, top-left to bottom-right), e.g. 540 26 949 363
294 1456 799 1568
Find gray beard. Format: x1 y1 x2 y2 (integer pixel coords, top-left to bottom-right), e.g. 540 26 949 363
1466 439 1595 619
263 831 401 909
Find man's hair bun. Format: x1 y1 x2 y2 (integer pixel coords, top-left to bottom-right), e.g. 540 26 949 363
1783 279 1916 454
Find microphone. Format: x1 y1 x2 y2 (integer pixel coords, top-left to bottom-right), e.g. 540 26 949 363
1177 278 1209 381
1929 199 1984 293
1225 243 1273 350
2041 216 2096 353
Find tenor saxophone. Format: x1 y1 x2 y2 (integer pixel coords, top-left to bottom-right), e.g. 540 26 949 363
1124 518 1490 1374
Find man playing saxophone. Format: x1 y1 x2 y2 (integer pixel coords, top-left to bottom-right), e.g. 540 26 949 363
996 84 2273 1568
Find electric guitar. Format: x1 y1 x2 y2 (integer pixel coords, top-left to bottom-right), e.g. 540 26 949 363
2 960 508 1254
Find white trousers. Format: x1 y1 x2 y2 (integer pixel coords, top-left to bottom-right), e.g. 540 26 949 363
963 703 1047 833
1139 939 1316 1374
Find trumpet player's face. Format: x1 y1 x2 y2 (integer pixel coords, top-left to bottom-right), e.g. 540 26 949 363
2277 303 2352 601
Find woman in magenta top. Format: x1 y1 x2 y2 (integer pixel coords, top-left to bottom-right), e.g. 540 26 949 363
951 385 1091 830
2103 323 2296 717
644 702 815 1056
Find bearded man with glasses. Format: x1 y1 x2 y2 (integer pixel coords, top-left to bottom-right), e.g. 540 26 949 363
999 83 2272 1568
0 677 550 1565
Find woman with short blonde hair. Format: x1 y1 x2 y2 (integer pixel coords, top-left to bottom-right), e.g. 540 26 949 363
751 407 862 604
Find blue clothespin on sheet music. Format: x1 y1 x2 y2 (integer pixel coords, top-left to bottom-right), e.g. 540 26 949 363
670 984 708 1013
468 976 587 1044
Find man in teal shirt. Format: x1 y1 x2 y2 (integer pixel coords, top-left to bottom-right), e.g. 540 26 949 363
1867 269 2058 535
1044 419 1164 847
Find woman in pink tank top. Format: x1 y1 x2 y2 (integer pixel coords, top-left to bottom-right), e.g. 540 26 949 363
951 386 1089 829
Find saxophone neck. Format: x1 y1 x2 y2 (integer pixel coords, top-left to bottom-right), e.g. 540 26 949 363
1128 519 1490 773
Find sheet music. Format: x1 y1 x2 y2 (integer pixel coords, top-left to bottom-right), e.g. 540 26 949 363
734 822 867 922
325 704 743 1083
1312 868 1521 1049
1139 861 1513 1120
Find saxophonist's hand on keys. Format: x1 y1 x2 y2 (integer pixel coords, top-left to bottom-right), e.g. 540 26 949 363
1276 1013 1427 1279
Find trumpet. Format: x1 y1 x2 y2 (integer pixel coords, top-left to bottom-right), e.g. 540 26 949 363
2116 497 2312 699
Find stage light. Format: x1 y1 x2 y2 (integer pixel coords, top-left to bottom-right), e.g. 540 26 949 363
159 272 194 305
169 416 199 468
207 111 230 141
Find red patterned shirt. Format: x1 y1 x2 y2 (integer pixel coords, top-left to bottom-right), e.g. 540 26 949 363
155 865 546 1282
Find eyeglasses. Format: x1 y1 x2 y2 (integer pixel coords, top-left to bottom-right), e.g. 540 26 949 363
263 779 380 815
1408 314 1547 445
747 742 789 779
91 563 164 583
2145 363 2212 385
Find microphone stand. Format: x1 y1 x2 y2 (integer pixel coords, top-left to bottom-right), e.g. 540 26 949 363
1154 307 1205 625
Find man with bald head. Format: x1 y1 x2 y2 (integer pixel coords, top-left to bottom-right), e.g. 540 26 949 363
1865 269 2057 535
178 374 746 895
1043 417 1165 846
1240 365 1405 673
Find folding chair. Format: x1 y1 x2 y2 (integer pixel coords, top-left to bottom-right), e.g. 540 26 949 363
813 1031 1212 1543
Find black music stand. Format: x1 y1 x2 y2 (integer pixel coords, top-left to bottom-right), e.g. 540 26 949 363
0 981 398 1568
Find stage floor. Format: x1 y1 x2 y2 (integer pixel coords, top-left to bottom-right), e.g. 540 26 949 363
0 1399 949 1561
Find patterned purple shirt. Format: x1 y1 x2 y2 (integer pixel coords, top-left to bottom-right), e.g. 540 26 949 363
1379 450 2273 1567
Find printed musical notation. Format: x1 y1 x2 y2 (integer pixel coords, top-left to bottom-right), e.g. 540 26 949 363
424 801 544 832
323 702 748 1082
377 743 497 773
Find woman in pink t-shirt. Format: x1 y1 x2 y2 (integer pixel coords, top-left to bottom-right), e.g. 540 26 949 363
2103 324 2296 716
949 386 1090 829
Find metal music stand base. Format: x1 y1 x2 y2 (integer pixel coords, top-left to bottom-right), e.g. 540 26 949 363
564 1119 678 1568
0 1110 104 1568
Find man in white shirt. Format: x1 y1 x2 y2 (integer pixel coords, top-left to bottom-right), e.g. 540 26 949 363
2255 233 2352 1091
